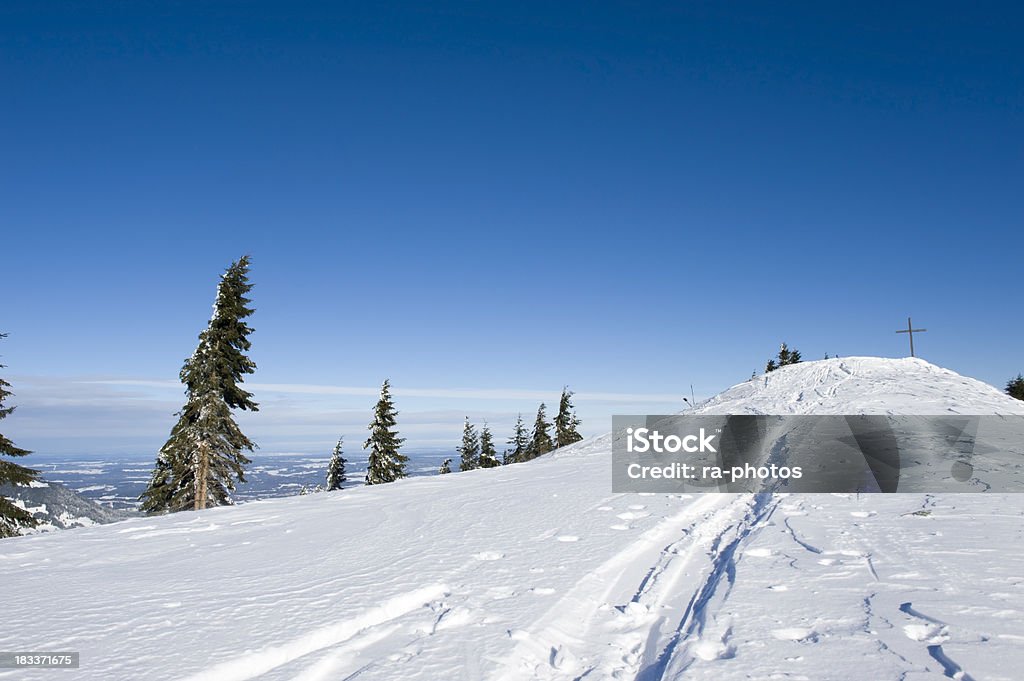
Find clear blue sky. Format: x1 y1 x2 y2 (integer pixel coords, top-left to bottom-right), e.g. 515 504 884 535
2 1 1022 455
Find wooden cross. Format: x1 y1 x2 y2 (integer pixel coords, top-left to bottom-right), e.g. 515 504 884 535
895 316 927 357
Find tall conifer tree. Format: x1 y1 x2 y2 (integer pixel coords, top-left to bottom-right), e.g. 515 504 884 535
479 423 500 468
458 417 480 471
526 403 554 461
364 380 407 484
555 387 584 448
504 413 529 464
140 256 258 513
326 437 348 491
0 333 38 538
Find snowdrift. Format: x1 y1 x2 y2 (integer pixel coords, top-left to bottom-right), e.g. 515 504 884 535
2 357 1022 681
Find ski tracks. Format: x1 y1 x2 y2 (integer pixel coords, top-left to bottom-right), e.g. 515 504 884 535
494 493 780 681
177 583 451 681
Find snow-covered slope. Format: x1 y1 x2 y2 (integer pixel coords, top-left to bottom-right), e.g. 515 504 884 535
2 358 1022 681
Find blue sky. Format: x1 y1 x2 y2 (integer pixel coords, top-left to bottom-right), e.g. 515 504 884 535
2 1 1022 456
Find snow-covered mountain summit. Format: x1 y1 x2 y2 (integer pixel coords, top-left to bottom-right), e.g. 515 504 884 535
2 357 1022 681
695 356 1024 416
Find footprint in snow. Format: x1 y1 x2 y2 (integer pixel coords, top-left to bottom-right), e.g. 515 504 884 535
531 587 556 595
610 524 631 531
850 511 876 518
473 551 505 561
557 535 579 542
772 627 818 642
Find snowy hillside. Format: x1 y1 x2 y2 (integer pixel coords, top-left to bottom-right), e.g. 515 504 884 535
0 480 131 533
696 356 1024 416
2 358 1023 680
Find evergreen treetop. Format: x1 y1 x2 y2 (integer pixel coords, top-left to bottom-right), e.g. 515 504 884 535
765 342 802 373
438 458 452 474
364 379 408 485
458 417 480 471
0 333 39 538
1007 374 1024 401
326 437 348 491
555 387 584 448
504 413 529 464
479 423 501 468
526 403 554 461
182 255 259 412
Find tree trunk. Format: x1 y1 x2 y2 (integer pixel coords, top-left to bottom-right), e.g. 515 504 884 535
195 441 209 511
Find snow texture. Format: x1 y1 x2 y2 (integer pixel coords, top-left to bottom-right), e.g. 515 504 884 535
2 357 1022 680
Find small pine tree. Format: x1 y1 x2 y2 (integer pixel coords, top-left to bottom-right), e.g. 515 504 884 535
364 379 408 485
479 423 500 468
0 333 38 538
555 387 584 448
525 403 554 461
458 417 480 471
140 256 259 513
325 437 348 491
765 343 802 373
1007 374 1024 401
504 413 529 464
438 458 452 474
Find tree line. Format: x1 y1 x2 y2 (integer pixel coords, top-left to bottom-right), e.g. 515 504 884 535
125 256 586 513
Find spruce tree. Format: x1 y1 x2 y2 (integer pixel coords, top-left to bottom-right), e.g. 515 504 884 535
765 343 802 373
326 437 348 491
140 256 259 513
504 413 529 464
479 423 500 468
525 403 554 461
555 387 584 448
1007 374 1024 401
364 379 407 485
438 458 452 474
457 417 480 471
0 334 38 538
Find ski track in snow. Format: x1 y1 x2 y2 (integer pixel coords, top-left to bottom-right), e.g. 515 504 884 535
493 493 782 680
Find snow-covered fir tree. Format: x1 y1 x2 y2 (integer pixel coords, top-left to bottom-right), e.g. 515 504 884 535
364 379 408 485
438 458 452 474
457 417 480 471
555 387 584 448
478 423 501 468
140 256 259 513
765 342 802 373
526 403 554 461
1008 374 1024 401
504 413 529 464
0 333 38 538
325 437 348 491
